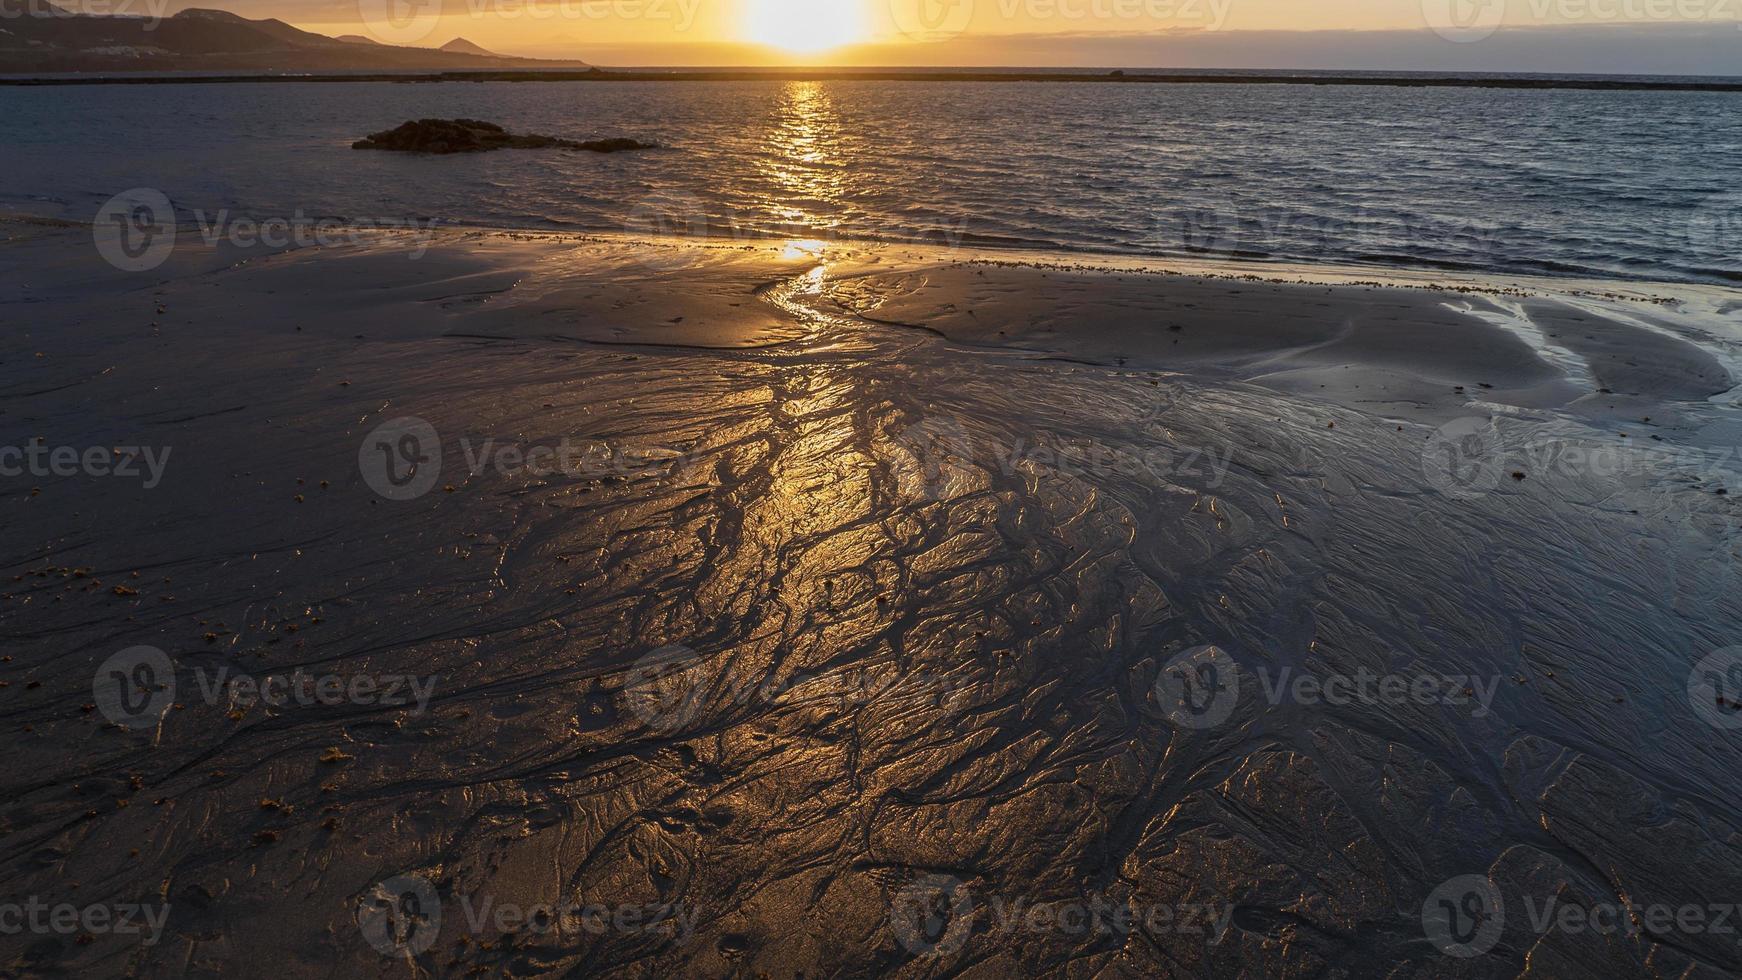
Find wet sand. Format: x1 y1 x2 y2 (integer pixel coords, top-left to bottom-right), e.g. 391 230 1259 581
2 221 1741 976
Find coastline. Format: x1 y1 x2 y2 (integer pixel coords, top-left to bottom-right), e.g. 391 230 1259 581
7 67 1742 89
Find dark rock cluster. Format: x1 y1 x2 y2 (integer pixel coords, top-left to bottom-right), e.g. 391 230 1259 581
353 118 653 154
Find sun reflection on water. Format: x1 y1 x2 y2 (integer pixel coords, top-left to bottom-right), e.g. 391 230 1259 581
781 239 829 260
760 82 847 234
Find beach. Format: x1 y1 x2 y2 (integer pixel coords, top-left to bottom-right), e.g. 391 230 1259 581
4 217 1741 974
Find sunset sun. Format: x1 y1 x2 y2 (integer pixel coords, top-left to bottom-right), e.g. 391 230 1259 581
743 0 869 53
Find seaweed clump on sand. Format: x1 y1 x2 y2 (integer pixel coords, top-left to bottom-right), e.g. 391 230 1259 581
352 119 654 154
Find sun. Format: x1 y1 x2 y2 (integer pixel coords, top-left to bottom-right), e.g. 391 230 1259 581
743 0 869 53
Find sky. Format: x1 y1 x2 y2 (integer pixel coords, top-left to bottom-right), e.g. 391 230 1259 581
174 0 1742 72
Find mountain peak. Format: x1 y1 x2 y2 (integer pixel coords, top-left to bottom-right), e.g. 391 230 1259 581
439 37 497 57
173 7 250 21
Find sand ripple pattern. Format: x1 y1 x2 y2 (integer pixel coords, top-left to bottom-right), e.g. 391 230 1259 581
1 237 1741 976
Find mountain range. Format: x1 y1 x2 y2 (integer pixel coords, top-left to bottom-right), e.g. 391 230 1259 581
0 1 586 73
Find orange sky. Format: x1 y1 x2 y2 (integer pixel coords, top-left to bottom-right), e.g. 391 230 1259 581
240 0 1742 63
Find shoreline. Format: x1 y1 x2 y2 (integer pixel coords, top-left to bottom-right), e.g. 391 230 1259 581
6 67 1742 90
14 204 1735 299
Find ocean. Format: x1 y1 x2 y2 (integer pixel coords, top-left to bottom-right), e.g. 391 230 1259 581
5 77 1741 283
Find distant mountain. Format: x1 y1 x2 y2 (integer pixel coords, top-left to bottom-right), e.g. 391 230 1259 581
0 4 588 73
439 37 497 58
172 8 341 49
335 35 381 46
